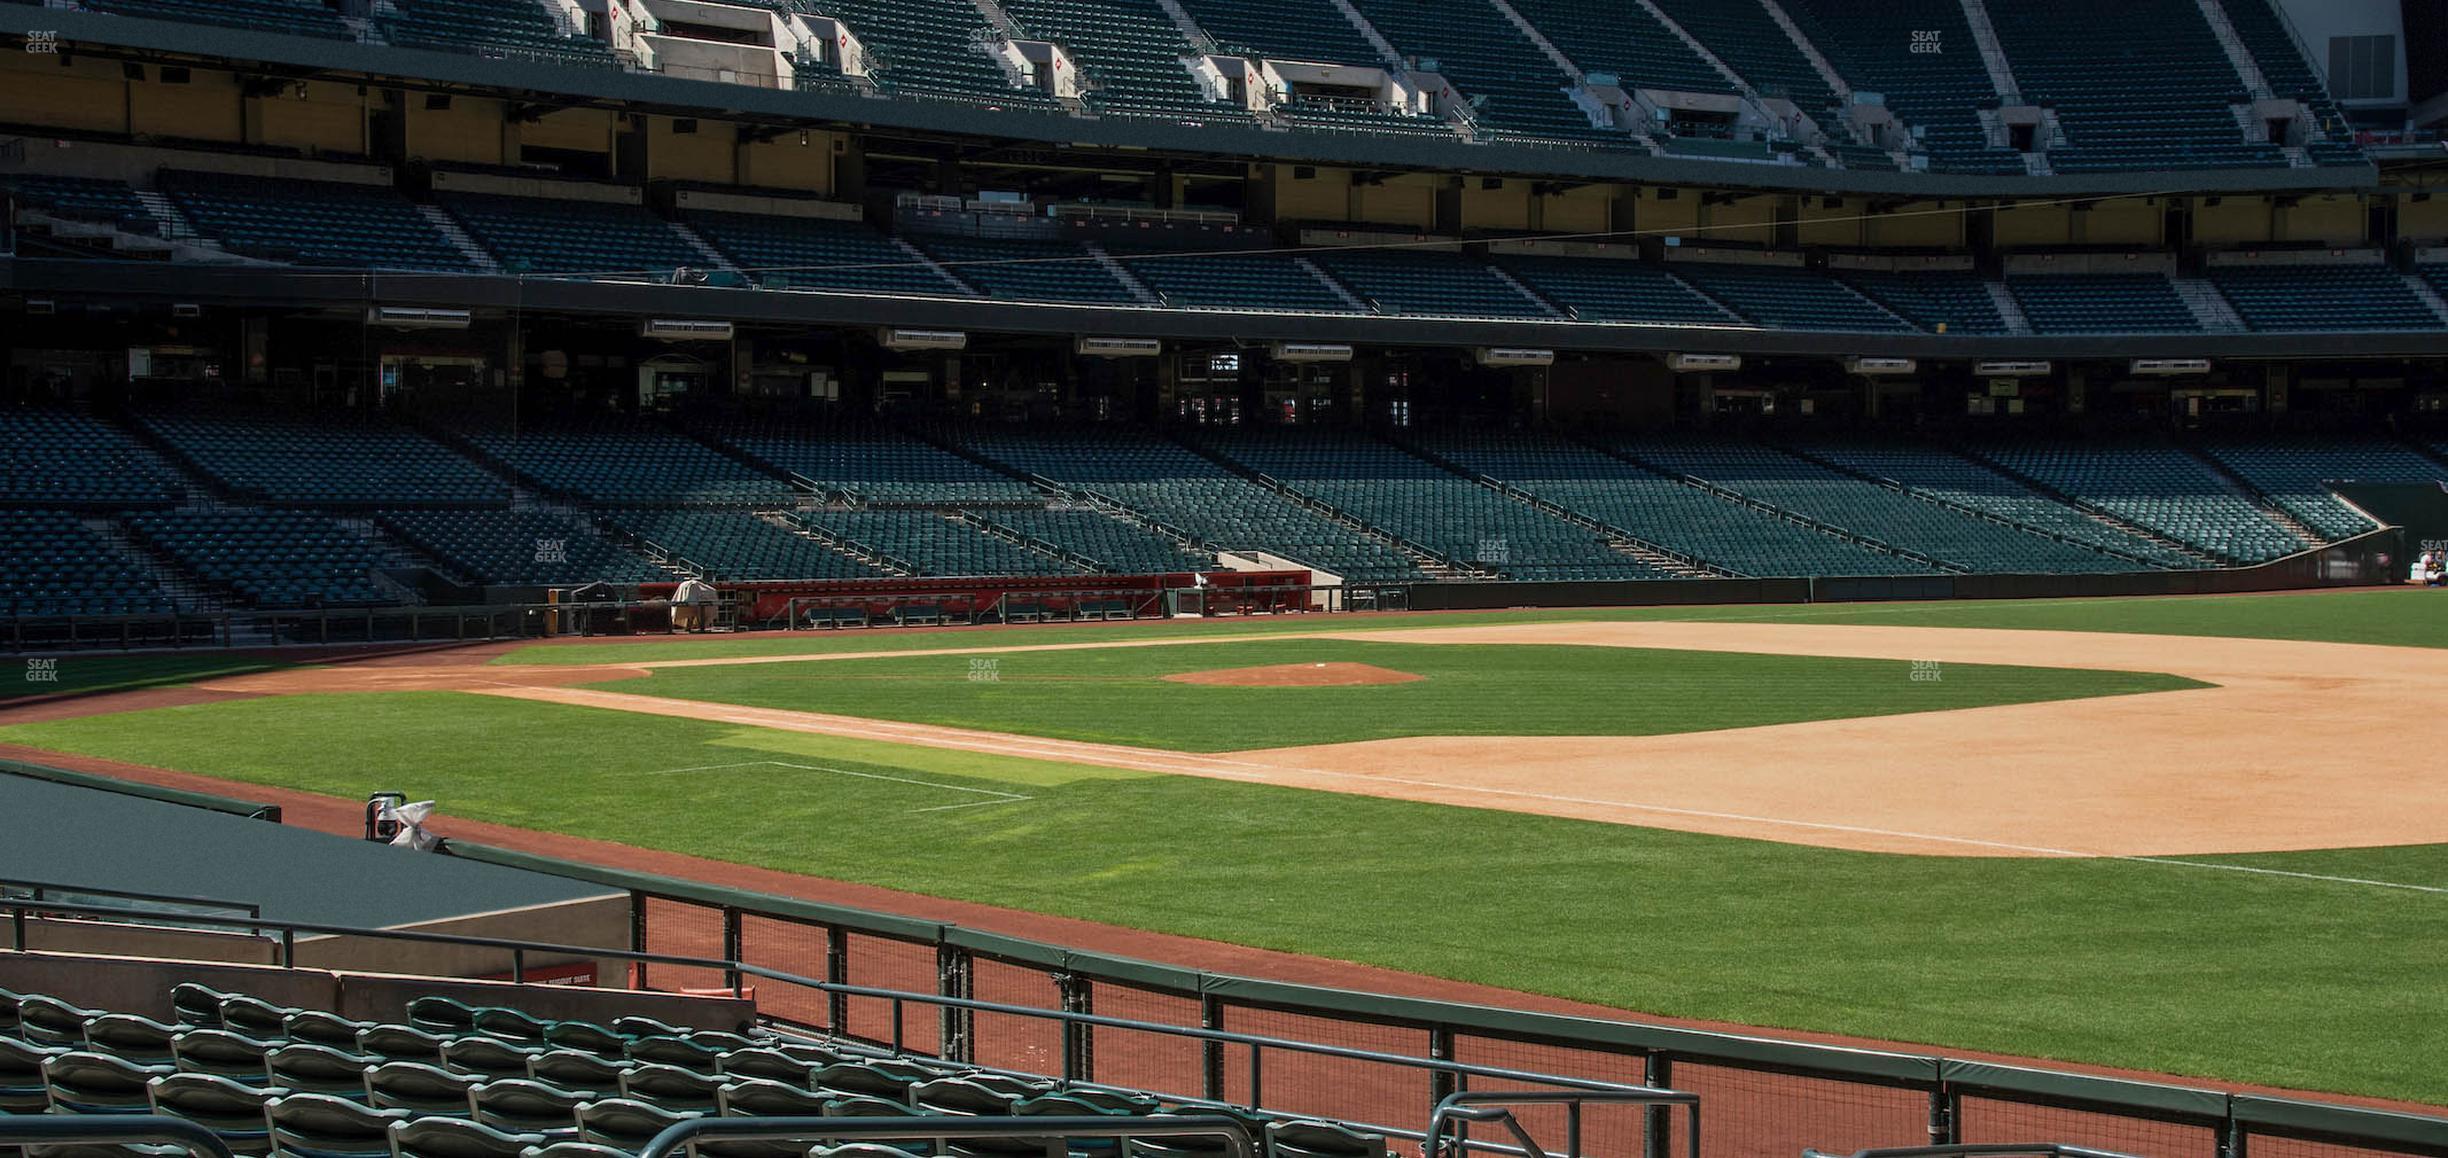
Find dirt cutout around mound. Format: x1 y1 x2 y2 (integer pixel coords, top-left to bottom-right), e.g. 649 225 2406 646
1162 661 1424 687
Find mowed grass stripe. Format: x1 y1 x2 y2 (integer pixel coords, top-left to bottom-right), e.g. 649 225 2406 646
575 639 2207 752
495 588 2448 667
3 691 2443 1104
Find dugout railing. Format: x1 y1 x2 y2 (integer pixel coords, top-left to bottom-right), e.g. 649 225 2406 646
5 767 2446 1158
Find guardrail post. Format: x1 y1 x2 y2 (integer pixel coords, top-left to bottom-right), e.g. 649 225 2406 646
280 928 296 968
722 907 743 996
630 891 650 990
1057 973 1092 1083
1200 993 1225 1102
10 904 23 951
826 927 850 1034
938 943 974 1064
1643 1054 1671 1158
1927 1085 1958 1146
1429 1027 1457 1110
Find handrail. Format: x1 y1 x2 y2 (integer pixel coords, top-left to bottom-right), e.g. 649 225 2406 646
1803 1147 2143 1158
1 877 262 922
640 1114 1258 1158
1422 1090 1700 1158
0 1114 240 1158
0 897 1648 1097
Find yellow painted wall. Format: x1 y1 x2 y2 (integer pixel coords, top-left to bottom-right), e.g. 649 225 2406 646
647 117 737 184
2077 198 2161 246
1641 189 1700 237
1994 203 2072 248
0 52 126 133
1699 195 1773 245
252 80 367 156
1270 165 1349 222
405 97 507 166
2401 194 2448 243
129 69 241 144
1535 185 1612 234
1353 174 1433 229
2191 197 2273 245
1459 179 1531 232
1797 197 1866 248
1864 201 1965 248
739 131 838 194
519 106 617 158
2275 194 2363 245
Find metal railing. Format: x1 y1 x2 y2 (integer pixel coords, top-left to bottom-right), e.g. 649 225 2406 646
1806 1148 2142 1158
1423 1091 1699 1158
642 1115 1260 1158
0 877 262 934
0 1114 239 1158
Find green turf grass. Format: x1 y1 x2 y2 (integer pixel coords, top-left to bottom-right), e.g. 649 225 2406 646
496 588 2448 666
4 691 2442 1104
0 653 286 700
577 638 2206 751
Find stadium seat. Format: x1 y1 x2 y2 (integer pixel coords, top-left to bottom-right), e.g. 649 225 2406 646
467 1080 586 1138
85 1015 181 1067
268 1093 415 1158
21 995 105 1048
170 1030 277 1084
1 1035 66 1114
45 1051 173 1114
389 1117 548 1158
618 1064 725 1114
268 1043 385 1098
146 1072 283 1155
365 1062 481 1117
570 1098 698 1151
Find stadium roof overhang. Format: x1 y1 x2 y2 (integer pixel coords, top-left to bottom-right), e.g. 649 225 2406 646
0 8 2388 201
12 257 2448 362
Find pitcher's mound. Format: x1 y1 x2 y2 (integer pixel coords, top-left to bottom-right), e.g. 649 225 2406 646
1163 662 1424 688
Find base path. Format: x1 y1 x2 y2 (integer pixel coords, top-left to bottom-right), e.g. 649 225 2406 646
151 618 2448 860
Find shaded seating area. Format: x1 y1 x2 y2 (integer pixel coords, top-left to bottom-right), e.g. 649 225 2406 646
379 510 672 585
128 407 504 506
123 509 396 607
0 511 175 618
160 170 476 273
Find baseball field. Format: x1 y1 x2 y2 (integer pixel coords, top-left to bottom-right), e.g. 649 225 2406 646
5 588 2445 1106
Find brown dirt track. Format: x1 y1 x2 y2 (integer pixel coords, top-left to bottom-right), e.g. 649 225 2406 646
8 612 2448 1146
1162 661 1423 687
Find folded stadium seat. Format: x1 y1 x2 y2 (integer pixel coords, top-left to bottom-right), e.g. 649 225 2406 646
815 1147 927 1158
406 998 481 1037
619 1064 725 1114
1038 1090 1158 1114
472 1009 551 1048
170 1029 277 1083
715 1077 836 1119
908 235 1139 304
268 1043 385 1099
625 1036 723 1070
684 1031 757 1054
468 1079 586 1138
812 1062 923 1101
1115 250 1360 313
572 1098 701 1151
439 193 701 279
1 1035 65 1113
686 211 965 296
218 996 298 1040
1124 1108 1269 1158
0 985 23 1032
521 1146 631 1158
910 1076 1023 1116
374 0 617 69
2204 264 2444 332
79 0 353 38
156 170 475 273
443 1038 544 1083
365 1062 480 1117
1265 1121 1387 1158
2 174 161 234
19 994 103 1048
1305 249 1553 319
820 1094 927 1118
1490 256 1734 325
84 1014 182 1067
357 1025 449 1067
536 1022 630 1060
391 1117 551 1158
524 1051 627 1100
607 1017 690 1040
711 1047 818 1087
269 1093 414 1158
147 1072 283 1155
287 1013 375 1051
45 1051 173 1113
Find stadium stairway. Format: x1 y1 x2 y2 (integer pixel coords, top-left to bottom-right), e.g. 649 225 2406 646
1948 440 2281 566
2175 444 2332 546
1385 433 1729 578
1168 434 1497 579
1767 442 2166 570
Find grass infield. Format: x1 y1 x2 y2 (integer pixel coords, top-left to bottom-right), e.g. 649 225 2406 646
2 688 2443 1103
575 638 2206 751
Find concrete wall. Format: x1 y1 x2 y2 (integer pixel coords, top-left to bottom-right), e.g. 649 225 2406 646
0 949 755 1029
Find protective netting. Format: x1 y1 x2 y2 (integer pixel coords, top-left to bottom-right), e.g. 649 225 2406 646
1078 982 1208 1100
737 913 833 1030
1668 1062 1930 1158
968 954 1066 1075
1211 1005 1431 1130
1956 1097 2222 1158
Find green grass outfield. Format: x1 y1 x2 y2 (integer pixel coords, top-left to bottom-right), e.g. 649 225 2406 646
496 587 2448 666
578 638 2203 751
2 687 2443 1103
